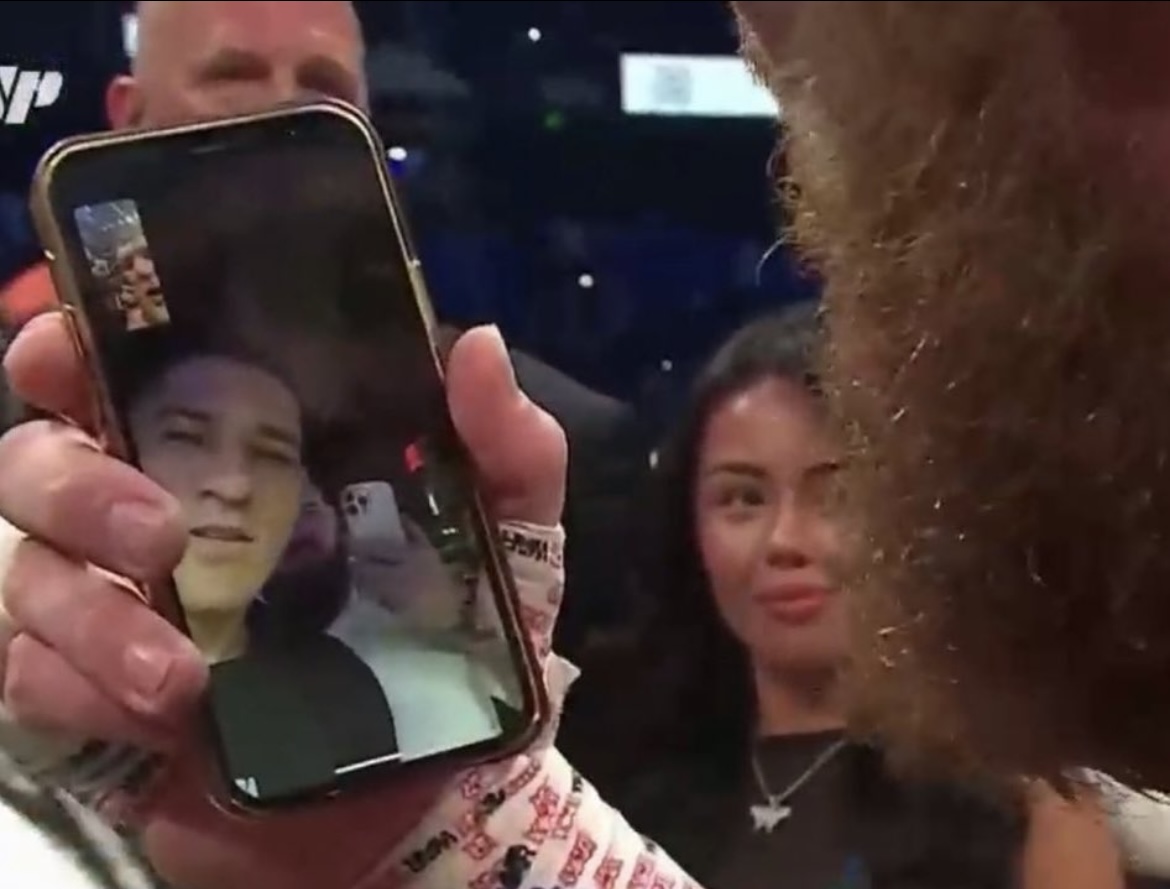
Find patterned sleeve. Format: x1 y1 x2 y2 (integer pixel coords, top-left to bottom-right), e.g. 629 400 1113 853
382 523 701 889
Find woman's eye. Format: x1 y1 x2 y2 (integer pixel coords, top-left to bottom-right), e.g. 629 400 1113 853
719 487 767 509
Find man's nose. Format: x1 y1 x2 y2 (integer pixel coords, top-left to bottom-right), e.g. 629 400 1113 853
201 452 253 504
270 69 323 108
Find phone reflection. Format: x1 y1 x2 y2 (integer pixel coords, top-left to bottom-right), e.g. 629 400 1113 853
74 199 171 332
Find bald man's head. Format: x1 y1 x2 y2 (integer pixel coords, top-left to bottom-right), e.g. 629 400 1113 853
734 1 1170 791
107 1 366 129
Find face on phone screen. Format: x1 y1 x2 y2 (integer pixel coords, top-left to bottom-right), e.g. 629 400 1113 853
43 107 541 806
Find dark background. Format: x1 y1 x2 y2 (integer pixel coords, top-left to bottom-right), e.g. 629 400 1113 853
0 0 815 442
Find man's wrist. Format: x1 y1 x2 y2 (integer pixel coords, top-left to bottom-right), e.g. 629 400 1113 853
498 523 564 571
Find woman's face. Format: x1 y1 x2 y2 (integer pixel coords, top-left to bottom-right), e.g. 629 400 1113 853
694 376 847 673
130 355 304 619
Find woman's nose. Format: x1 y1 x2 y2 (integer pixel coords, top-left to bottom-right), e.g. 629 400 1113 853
763 502 813 569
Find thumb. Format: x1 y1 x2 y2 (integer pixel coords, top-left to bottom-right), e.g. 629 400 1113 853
445 326 567 526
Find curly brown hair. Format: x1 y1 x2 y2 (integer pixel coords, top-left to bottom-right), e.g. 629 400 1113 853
735 1 1170 792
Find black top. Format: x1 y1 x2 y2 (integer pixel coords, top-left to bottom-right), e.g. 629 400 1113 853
207 634 398 803
616 733 1025 889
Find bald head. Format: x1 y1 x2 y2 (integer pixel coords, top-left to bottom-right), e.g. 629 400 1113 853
107 0 366 129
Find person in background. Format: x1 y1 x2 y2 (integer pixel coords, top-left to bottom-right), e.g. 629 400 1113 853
0 0 636 660
562 307 1124 889
731 0 1170 794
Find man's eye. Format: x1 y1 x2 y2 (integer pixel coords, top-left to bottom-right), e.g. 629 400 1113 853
162 428 203 445
256 448 297 467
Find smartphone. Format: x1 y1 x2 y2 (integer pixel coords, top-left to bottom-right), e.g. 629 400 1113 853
29 101 549 808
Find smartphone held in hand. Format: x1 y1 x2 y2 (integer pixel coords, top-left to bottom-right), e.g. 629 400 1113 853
28 100 549 810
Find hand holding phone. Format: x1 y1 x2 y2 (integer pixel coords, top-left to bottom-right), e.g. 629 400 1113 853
28 101 549 808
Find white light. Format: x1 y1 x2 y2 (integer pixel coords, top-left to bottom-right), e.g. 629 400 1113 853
388 146 408 162
660 359 673 372
619 53 780 119
577 273 594 289
648 450 659 469
122 13 139 59
527 27 542 42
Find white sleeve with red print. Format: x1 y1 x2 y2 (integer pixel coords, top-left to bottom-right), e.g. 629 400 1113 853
382 522 700 889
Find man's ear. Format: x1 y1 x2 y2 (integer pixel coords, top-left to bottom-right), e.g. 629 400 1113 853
105 74 144 129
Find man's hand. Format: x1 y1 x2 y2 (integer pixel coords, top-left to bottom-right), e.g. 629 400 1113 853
0 312 568 888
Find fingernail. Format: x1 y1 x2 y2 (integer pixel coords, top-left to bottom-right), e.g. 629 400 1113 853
482 325 517 388
124 643 174 697
481 323 505 353
108 500 169 574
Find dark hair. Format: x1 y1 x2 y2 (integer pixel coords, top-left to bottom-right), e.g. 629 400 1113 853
562 303 822 784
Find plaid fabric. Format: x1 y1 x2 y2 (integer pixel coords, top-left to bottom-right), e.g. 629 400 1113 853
0 750 158 888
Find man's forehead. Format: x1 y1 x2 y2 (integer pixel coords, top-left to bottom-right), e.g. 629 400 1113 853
151 358 298 422
145 1 363 67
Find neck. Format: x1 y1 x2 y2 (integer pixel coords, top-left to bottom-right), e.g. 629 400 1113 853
187 612 248 664
752 661 846 738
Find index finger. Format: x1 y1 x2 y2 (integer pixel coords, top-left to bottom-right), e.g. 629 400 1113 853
4 312 97 428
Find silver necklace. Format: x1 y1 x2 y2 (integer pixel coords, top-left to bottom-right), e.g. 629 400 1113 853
748 737 847 833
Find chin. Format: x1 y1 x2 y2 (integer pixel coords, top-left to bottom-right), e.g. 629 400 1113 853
174 565 262 613
759 639 846 677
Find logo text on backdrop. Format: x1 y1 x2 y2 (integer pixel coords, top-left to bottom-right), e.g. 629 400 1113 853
0 67 63 125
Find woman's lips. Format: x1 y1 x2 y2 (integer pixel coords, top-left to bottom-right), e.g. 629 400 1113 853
755 586 831 624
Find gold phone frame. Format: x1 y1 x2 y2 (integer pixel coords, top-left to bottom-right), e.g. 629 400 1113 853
28 99 552 808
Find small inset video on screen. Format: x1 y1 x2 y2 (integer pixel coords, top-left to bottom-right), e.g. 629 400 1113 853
74 199 171 332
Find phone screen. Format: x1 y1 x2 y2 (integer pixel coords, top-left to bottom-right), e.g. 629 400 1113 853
40 106 542 806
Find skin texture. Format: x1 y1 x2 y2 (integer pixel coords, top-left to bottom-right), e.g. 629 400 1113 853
732 1 1170 791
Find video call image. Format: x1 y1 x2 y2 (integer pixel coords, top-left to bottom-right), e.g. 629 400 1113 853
74 199 172 332
71 136 531 805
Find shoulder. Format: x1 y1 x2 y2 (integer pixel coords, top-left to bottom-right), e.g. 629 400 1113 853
212 637 374 698
1019 780 1125 889
847 746 1027 883
1088 771 1170 879
507 347 631 441
1 261 54 330
256 635 379 686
